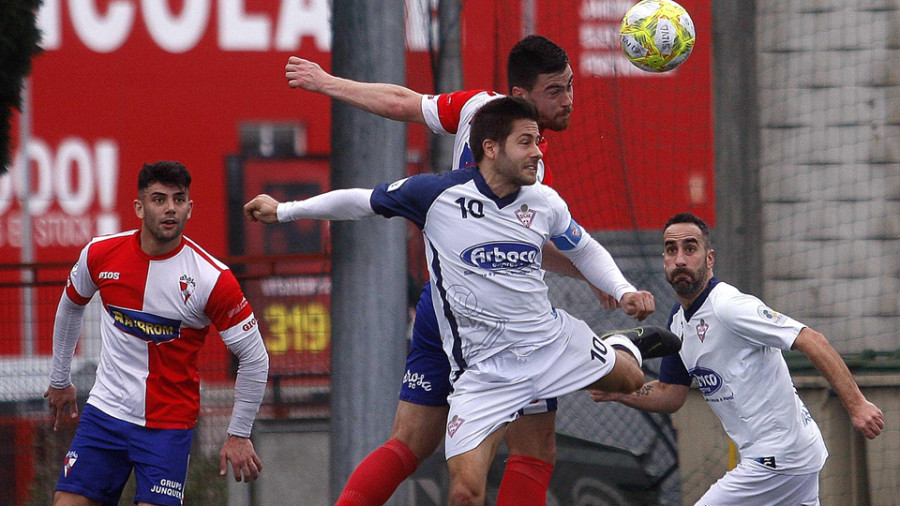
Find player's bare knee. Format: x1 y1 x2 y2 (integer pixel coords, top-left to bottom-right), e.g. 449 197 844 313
588 359 644 394
448 482 485 506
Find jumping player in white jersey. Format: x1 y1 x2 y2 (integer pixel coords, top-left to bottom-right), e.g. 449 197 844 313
245 97 681 505
44 161 270 506
590 212 885 506
285 35 632 505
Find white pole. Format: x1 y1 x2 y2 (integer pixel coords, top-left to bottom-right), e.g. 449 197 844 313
19 77 35 358
522 0 536 36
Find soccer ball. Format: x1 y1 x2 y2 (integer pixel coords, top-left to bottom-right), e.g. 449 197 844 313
620 0 696 72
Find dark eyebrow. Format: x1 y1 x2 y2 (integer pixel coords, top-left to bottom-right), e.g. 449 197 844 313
543 78 569 92
519 132 539 141
149 190 186 198
664 237 700 246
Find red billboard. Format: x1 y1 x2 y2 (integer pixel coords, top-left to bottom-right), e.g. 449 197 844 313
2 0 714 360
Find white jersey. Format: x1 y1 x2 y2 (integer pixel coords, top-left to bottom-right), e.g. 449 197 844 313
370 167 633 371
664 279 827 473
64 230 260 429
421 90 550 183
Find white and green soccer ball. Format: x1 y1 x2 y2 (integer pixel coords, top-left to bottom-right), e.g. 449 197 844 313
620 0 696 72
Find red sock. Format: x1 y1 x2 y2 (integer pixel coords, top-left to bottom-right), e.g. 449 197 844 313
335 439 420 506
496 455 554 506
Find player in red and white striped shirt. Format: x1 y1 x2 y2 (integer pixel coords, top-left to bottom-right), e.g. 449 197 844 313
45 161 269 506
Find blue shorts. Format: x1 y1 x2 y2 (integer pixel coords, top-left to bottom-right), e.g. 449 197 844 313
56 404 193 506
399 282 557 414
399 283 451 406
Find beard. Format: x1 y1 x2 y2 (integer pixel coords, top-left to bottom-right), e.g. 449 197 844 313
545 112 571 132
667 264 708 298
149 220 186 244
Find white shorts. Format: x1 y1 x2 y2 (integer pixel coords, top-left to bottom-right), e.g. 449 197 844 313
443 313 617 459
696 459 820 506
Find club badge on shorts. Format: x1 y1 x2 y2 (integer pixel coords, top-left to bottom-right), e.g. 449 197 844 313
63 451 78 477
447 415 465 437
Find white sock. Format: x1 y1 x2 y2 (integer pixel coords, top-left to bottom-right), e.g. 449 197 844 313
603 334 643 368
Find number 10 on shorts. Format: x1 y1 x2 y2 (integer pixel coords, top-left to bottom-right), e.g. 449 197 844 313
591 335 608 363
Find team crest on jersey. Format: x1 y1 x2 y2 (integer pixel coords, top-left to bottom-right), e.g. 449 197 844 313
696 319 709 342
179 275 196 304
63 451 78 477
757 305 786 325
447 415 465 438
514 204 536 228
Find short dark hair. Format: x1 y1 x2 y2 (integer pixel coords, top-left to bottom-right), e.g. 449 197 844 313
507 35 570 92
137 161 192 192
664 212 712 249
470 96 540 163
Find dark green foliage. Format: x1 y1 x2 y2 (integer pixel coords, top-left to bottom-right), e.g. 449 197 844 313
0 0 43 174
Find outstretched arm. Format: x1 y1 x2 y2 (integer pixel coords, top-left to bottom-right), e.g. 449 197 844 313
542 242 619 310
244 189 376 224
792 328 884 439
560 237 655 321
590 380 689 413
286 57 426 124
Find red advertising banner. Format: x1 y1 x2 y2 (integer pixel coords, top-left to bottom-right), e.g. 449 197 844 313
2 0 713 360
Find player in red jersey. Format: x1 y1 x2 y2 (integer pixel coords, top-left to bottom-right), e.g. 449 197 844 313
45 161 269 506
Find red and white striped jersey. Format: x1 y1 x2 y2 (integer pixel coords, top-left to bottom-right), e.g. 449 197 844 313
65 230 259 429
421 90 552 185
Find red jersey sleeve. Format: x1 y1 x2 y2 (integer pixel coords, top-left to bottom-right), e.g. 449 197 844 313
204 270 256 341
431 89 494 134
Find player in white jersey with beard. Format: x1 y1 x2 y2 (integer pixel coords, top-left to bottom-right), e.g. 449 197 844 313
286 35 635 505
590 212 884 505
45 161 269 506
245 97 681 505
